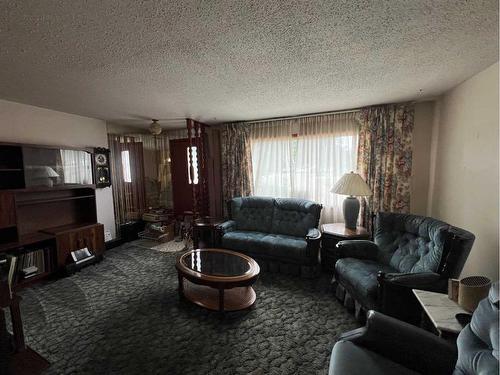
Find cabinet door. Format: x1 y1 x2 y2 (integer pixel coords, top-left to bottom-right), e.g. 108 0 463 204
78 225 105 256
55 224 105 268
0 193 16 228
56 232 78 267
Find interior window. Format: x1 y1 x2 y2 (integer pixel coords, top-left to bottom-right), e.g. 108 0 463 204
121 150 132 183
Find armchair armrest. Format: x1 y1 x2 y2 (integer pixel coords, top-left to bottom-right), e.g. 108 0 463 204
216 220 237 235
377 271 448 323
341 310 457 375
379 271 444 290
306 228 321 241
336 240 378 261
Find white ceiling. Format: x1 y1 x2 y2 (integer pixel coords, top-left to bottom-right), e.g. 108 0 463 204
0 1 498 129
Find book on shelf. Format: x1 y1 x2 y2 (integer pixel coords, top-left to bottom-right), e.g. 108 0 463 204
7 255 17 298
16 248 47 281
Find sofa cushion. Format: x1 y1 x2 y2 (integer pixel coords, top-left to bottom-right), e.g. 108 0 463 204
335 258 398 310
231 196 274 233
375 212 449 273
221 231 268 253
260 234 308 262
221 231 309 263
329 341 419 375
271 198 322 237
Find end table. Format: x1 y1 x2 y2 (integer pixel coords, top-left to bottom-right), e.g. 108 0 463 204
192 217 225 249
320 223 370 271
412 289 468 340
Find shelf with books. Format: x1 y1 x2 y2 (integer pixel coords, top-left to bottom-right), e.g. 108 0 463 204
3 241 56 292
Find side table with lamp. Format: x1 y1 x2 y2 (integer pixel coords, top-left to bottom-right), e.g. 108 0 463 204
330 171 373 230
321 172 372 271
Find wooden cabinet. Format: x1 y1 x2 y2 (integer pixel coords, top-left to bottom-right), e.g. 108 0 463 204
42 223 105 269
0 192 16 228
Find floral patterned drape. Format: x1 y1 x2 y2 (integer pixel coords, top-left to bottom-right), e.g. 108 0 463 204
357 103 415 232
220 123 254 215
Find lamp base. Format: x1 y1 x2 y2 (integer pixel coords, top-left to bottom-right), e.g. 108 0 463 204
343 196 360 230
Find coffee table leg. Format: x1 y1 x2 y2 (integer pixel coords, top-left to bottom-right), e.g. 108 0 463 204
218 288 224 312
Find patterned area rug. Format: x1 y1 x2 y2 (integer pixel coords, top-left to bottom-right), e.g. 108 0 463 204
13 243 358 375
131 238 187 253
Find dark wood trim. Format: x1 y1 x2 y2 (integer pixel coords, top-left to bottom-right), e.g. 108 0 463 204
0 141 93 153
321 223 369 239
2 184 96 194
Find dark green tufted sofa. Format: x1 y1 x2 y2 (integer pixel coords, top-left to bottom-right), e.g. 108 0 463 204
217 196 323 277
333 212 475 323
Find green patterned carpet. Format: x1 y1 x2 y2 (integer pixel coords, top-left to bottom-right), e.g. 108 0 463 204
14 243 358 374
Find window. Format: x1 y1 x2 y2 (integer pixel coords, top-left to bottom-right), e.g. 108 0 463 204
186 146 199 184
121 150 132 182
250 113 359 223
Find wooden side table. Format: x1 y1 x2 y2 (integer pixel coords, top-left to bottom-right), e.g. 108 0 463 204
320 223 370 271
192 217 225 248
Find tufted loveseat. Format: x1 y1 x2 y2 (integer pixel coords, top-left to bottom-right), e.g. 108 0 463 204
333 212 475 323
217 196 322 276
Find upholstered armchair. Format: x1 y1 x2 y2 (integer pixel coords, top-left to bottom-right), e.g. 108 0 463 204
333 212 475 323
328 283 499 375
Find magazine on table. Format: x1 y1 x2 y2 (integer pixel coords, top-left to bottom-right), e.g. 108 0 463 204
71 247 95 264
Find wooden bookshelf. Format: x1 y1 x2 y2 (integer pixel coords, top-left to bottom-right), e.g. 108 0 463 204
0 142 104 288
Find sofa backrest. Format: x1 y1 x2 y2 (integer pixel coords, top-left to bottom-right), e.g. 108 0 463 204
271 198 322 237
230 196 275 232
229 196 322 237
374 212 451 273
454 282 499 374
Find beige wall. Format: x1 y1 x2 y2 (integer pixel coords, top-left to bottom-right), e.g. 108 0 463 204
411 101 435 215
429 62 499 281
0 99 116 239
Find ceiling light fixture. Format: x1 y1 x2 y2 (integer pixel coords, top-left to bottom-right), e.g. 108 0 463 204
149 119 162 135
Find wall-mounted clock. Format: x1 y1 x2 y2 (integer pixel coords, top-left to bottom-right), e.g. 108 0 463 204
93 148 111 188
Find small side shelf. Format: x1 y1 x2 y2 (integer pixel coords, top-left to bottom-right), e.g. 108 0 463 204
15 271 51 291
17 194 95 206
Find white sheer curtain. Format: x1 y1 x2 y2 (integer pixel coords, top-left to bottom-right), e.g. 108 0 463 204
250 112 359 223
250 120 293 197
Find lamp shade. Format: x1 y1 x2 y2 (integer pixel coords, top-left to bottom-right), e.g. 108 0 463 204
331 172 372 197
28 165 60 178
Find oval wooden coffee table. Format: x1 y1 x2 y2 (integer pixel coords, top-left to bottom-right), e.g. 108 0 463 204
175 248 260 312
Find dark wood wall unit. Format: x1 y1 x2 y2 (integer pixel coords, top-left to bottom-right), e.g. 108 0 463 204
42 223 104 268
0 141 105 289
15 188 97 236
0 192 16 228
0 145 25 189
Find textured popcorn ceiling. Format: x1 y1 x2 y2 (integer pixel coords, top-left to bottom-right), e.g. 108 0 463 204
0 1 498 128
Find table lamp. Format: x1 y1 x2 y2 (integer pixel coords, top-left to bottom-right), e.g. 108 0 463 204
331 172 372 229
29 165 60 187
